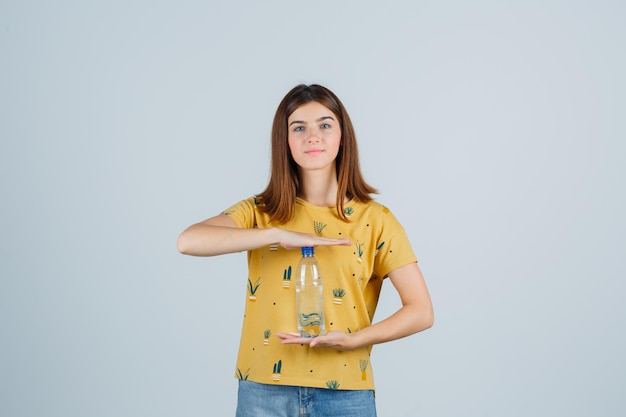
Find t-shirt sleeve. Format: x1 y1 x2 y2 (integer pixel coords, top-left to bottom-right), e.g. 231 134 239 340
373 205 418 278
221 197 258 229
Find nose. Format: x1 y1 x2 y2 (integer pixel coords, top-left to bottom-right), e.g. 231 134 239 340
307 129 321 143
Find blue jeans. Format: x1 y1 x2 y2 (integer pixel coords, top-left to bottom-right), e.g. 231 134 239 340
235 380 377 417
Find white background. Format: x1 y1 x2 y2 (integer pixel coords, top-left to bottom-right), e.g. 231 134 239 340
1 1 624 416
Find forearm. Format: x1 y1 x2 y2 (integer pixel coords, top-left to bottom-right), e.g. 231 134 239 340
349 302 434 349
298 302 433 351
177 224 281 256
350 262 434 348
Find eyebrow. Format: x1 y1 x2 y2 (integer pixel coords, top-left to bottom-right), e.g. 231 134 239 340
289 116 336 126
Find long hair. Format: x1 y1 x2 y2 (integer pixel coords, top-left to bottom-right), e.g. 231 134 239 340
257 84 377 224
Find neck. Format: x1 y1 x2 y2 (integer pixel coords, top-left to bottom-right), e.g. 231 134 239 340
298 169 339 207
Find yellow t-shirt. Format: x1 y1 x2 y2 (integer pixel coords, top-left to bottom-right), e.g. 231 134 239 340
223 197 417 390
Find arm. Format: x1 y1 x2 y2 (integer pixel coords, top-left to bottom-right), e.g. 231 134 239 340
277 262 434 350
349 262 434 346
177 214 352 257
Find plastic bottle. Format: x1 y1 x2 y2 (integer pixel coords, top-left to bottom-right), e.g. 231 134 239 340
295 246 325 337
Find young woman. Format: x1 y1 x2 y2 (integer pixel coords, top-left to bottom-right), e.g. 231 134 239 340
177 84 434 417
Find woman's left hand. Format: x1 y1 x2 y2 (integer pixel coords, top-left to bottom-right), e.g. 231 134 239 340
276 331 354 351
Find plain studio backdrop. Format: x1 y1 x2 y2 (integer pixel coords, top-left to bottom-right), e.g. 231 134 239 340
1 1 624 416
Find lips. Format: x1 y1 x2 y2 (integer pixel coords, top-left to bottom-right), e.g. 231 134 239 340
305 149 324 156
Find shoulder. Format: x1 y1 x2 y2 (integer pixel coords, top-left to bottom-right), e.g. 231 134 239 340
352 199 394 216
222 196 260 212
351 200 407 231
221 196 265 227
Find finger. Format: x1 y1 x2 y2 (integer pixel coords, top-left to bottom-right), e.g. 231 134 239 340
332 239 353 246
308 334 330 347
275 332 301 339
281 337 312 345
316 238 353 246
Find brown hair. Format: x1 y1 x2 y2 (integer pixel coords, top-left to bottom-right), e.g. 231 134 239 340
257 84 377 224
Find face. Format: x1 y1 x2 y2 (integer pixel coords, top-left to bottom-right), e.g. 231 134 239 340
287 101 342 175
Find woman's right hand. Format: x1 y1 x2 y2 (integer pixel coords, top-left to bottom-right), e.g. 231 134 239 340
178 214 352 256
275 228 352 250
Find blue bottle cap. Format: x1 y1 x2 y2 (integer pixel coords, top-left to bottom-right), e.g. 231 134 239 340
301 246 314 256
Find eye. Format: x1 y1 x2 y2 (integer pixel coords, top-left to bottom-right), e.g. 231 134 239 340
293 126 304 132
321 123 331 129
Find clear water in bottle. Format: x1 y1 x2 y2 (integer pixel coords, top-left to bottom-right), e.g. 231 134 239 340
295 246 325 337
